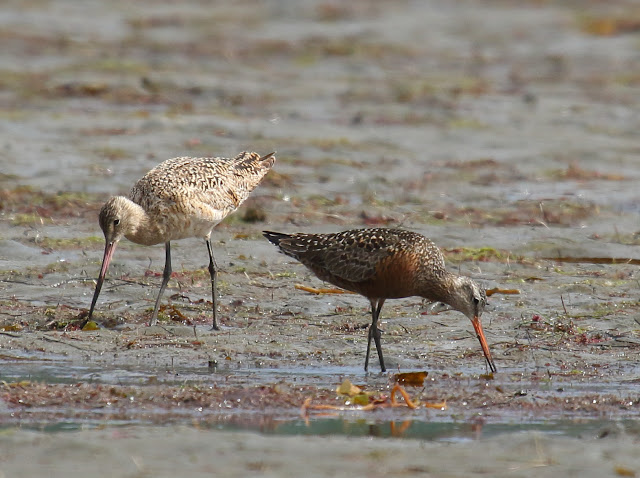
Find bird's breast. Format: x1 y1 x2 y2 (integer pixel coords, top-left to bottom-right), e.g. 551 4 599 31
164 217 221 241
310 253 420 300
359 256 420 299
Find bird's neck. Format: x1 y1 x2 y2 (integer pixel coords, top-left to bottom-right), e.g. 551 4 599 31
418 269 457 304
420 272 476 321
120 197 164 246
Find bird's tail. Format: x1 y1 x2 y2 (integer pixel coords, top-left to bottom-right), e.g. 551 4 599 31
233 151 276 172
263 230 290 247
223 151 276 208
259 151 276 167
263 230 318 261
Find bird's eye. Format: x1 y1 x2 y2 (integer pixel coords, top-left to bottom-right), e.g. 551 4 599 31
113 219 120 226
473 297 480 305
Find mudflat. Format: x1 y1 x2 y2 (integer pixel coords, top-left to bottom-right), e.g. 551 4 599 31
1 1 639 476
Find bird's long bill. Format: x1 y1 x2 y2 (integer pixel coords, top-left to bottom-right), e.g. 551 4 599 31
88 241 117 319
472 315 497 373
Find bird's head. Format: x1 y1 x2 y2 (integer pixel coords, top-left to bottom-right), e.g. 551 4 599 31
98 196 138 245
449 276 496 373
449 277 487 320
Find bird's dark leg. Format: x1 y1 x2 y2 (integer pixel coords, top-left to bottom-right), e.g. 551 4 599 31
372 299 386 372
150 242 172 326
365 307 374 372
206 238 220 330
365 299 386 372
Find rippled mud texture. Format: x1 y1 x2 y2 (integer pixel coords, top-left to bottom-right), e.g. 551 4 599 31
2 0 640 476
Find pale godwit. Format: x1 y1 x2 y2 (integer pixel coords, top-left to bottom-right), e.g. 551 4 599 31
86 151 276 329
263 228 496 373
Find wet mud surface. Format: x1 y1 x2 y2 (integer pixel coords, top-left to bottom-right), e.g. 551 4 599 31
1 0 640 475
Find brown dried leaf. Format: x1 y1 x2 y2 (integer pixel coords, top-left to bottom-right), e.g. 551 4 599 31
393 371 428 387
614 465 636 477
562 162 625 181
581 17 640 37
159 304 189 322
485 288 520 297
423 400 447 410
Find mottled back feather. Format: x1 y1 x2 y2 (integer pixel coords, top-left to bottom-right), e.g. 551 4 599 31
264 228 445 285
121 152 275 242
130 152 275 216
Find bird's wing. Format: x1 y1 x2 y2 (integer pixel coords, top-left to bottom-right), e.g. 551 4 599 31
320 242 393 283
280 231 397 283
130 153 274 220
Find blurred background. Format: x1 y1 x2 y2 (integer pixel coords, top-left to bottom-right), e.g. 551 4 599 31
1 0 640 457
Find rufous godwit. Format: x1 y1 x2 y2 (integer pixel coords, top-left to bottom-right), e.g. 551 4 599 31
263 228 496 373
85 151 276 329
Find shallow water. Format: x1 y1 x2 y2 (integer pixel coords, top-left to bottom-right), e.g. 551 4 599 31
4 417 635 443
4 356 639 442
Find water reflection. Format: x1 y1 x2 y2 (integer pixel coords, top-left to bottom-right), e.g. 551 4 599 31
3 418 635 442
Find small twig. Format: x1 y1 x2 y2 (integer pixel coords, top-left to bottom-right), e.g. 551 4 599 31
50 278 101 288
535 220 550 229
0 311 31 318
294 284 355 295
560 295 568 315
40 336 93 352
390 383 419 409
117 278 155 287
525 330 537 364
0 279 34 286
154 324 177 336
0 331 21 338
539 202 549 223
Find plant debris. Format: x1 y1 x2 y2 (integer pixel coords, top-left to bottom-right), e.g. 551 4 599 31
294 284 356 295
543 257 640 265
302 380 446 415
485 288 520 297
393 371 428 387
